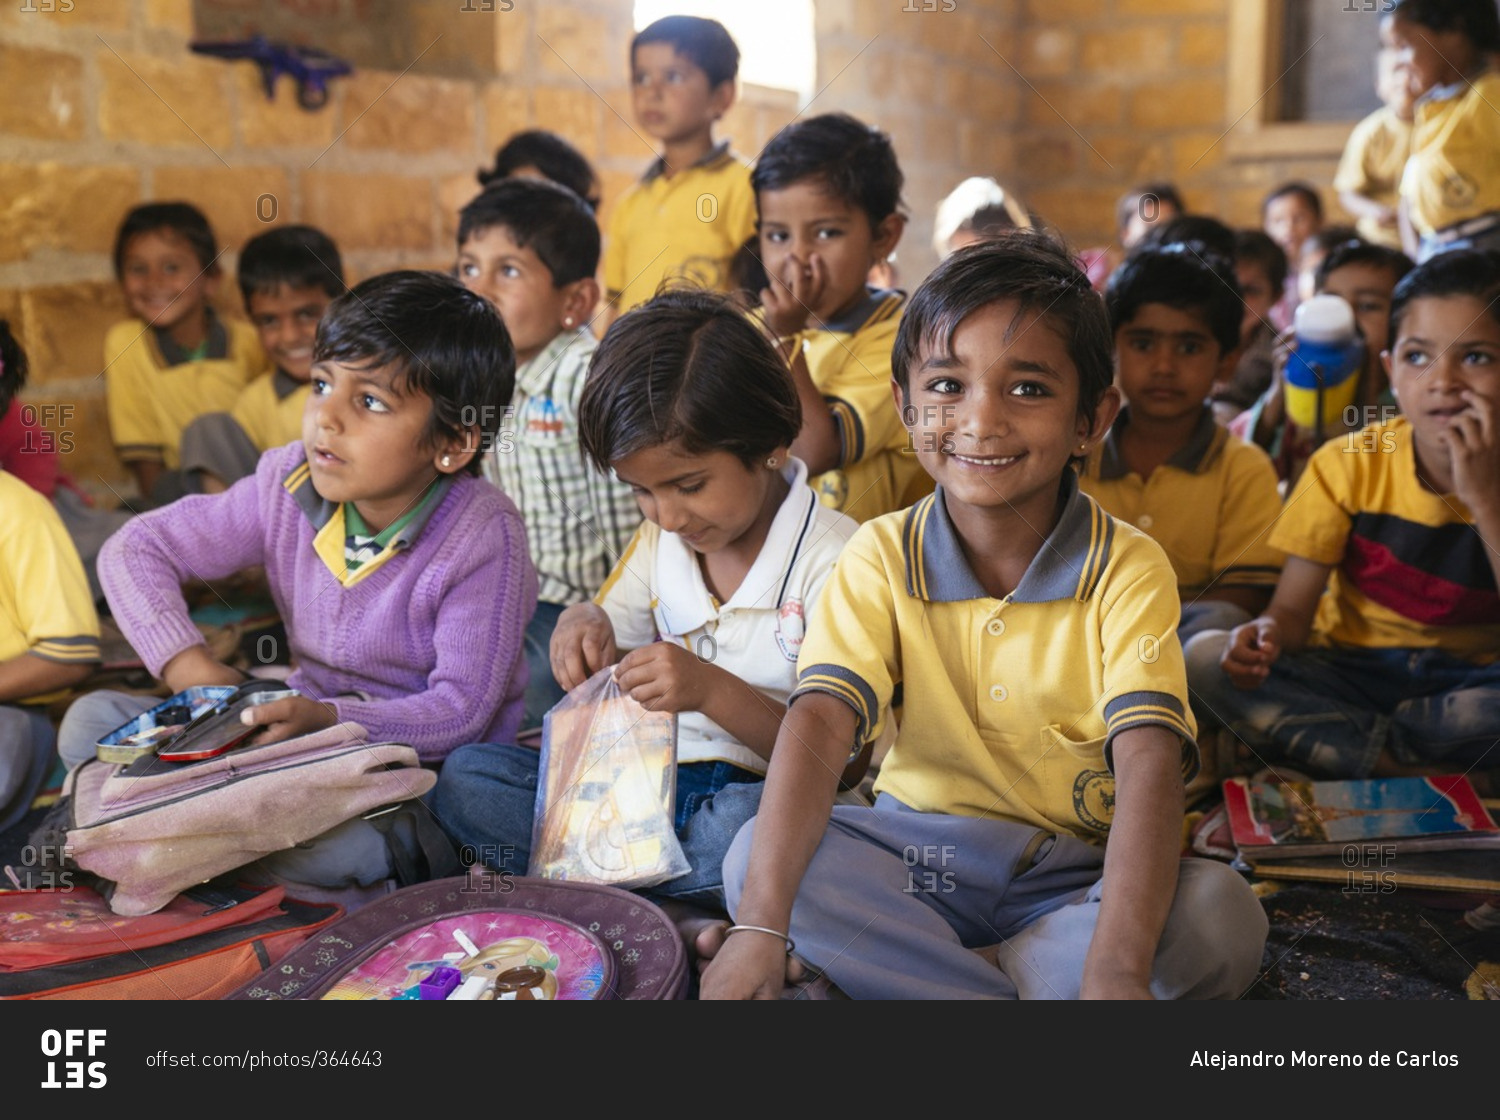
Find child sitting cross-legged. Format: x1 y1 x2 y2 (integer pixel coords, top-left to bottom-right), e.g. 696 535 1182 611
56 270 538 894
431 287 868 962
700 232 1268 1000
455 178 642 730
1081 241 1284 646
1186 247 1500 789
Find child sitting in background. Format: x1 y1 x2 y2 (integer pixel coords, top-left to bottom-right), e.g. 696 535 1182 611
57 271 537 893
105 202 266 506
1335 41 1415 251
932 176 1033 260
478 128 601 212
0 322 131 601
455 179 641 730
0 469 99 833
1187 248 1500 788
432 287 865 958
1296 225 1361 304
701 233 1267 1001
1083 243 1283 645
601 15 756 328
1234 239 1414 490
1388 0 1500 261
1261 182 1324 330
1080 181 1185 291
753 111 929 522
180 225 348 494
1211 229 1289 423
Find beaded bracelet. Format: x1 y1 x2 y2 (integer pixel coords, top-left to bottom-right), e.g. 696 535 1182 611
724 923 796 954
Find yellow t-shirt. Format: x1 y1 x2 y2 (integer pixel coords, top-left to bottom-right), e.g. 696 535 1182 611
785 288 933 524
1079 407 1284 601
603 141 757 315
1333 104 1412 249
792 475 1196 842
1271 416 1500 663
0 471 100 704
230 370 311 453
1400 70 1500 236
104 315 267 468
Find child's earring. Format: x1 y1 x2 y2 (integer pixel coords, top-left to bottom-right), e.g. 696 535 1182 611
766 456 779 469
1076 442 1089 455
563 316 573 328
441 455 452 469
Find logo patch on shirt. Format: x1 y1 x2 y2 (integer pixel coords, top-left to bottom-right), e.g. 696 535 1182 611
775 598 806 661
815 470 848 510
1072 769 1116 834
518 396 565 441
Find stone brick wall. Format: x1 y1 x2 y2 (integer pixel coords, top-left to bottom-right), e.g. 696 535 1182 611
0 0 1343 500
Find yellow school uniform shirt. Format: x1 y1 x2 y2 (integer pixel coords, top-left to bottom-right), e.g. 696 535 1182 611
230 369 311 453
785 287 933 524
604 141 756 315
792 473 1197 843
1400 70 1500 236
1080 405 1284 603
1271 416 1500 663
105 315 266 467
0 471 100 704
1333 104 1412 249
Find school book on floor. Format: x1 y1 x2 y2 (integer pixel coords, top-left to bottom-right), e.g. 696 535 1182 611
1222 774 1500 861
1240 845 1500 894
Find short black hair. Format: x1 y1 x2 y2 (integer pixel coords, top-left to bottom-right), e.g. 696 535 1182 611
113 201 219 278
578 287 800 472
1106 243 1243 357
1116 182 1186 235
457 178 601 287
752 112 905 228
1314 238 1415 292
314 270 515 476
1390 0 1500 52
1262 181 1324 221
237 225 347 307
728 236 768 305
477 129 601 212
891 230 1114 432
0 320 27 417
1136 214 1236 260
631 15 740 88
1233 229 1290 293
1388 247 1500 343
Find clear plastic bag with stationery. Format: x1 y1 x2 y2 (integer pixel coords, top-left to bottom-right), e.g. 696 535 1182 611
529 666 689 891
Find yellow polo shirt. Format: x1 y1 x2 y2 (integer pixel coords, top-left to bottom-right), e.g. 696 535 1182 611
1400 70 1500 236
604 140 757 314
1272 416 1500 663
1333 104 1412 249
105 315 266 467
793 473 1197 842
1080 406 1284 602
0 471 100 704
230 369 311 453
784 287 933 524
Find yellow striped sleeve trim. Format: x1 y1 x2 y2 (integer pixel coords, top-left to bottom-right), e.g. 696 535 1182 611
282 459 312 493
825 396 865 467
903 493 935 600
793 671 876 744
592 527 644 605
1074 500 1109 601
32 637 101 663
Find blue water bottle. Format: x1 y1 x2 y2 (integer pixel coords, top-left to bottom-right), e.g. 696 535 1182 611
1283 294 1364 434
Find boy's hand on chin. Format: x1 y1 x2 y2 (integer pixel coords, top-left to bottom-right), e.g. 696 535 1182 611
614 642 707 714
1448 390 1500 515
242 695 339 746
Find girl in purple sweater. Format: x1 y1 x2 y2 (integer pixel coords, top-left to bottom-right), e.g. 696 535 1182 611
56 270 538 892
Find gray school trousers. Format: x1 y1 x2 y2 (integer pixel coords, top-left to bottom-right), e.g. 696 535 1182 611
724 793 1269 1000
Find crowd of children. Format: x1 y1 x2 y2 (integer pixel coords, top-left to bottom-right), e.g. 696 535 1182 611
4 3 1499 1000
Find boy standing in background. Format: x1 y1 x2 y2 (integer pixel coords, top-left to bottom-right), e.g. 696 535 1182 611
600 16 757 330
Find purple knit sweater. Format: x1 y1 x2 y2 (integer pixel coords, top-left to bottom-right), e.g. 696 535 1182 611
99 442 538 761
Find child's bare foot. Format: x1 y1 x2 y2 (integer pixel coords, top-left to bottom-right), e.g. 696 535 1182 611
673 905 808 984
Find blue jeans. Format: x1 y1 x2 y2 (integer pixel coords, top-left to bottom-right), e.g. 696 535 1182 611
1178 599 1251 647
1185 634 1500 778
521 601 568 731
430 741 763 908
